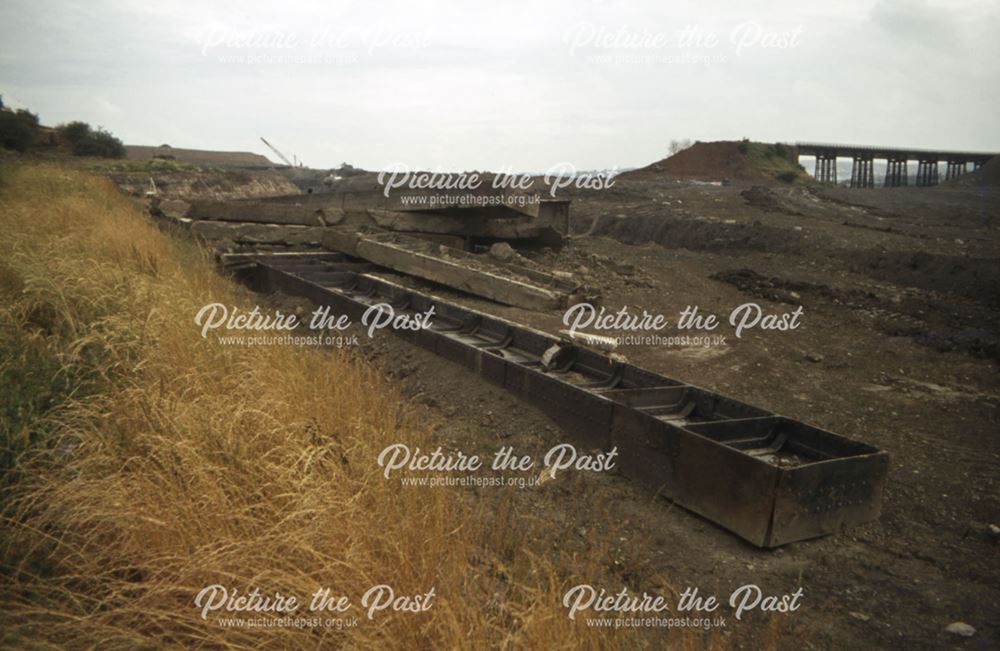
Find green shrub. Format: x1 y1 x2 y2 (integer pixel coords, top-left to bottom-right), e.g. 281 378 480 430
57 121 125 158
74 128 125 158
58 120 91 145
776 170 798 183
0 109 39 152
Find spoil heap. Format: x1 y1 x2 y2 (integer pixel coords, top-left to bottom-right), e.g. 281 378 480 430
950 156 1000 187
624 140 809 183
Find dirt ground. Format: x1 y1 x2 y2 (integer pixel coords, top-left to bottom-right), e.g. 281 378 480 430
187 160 1000 648
262 173 999 650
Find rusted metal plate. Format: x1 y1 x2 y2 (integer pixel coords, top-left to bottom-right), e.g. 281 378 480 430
676 429 782 546
231 254 890 548
507 368 614 450
609 400 681 495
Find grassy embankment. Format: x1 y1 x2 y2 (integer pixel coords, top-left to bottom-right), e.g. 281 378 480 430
739 141 812 183
0 163 731 648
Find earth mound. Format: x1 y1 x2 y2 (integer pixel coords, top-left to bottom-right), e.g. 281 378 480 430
949 155 1000 187
740 185 803 215
623 140 809 183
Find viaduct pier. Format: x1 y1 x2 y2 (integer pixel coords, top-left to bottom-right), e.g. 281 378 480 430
794 142 996 188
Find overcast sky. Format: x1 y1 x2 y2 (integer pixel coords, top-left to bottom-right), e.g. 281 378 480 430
2 0 998 172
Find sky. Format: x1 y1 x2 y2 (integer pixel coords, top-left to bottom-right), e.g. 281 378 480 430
1 0 998 172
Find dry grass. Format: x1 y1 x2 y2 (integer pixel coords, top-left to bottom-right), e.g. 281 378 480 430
0 164 727 649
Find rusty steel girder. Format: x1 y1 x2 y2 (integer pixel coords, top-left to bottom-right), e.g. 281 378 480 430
228 252 889 548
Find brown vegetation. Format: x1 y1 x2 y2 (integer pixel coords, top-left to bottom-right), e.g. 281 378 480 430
0 164 722 649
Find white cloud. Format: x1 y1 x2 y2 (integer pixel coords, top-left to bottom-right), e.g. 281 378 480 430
1 0 998 169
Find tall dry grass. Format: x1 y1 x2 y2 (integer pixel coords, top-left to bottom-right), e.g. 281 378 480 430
0 164 723 649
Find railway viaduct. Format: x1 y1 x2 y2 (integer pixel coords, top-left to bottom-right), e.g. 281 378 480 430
794 142 997 188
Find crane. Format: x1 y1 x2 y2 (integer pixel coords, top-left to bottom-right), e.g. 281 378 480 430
259 137 302 168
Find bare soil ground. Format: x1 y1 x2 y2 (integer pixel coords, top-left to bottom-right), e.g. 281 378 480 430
115 148 1000 648
280 174 1000 650
623 141 809 183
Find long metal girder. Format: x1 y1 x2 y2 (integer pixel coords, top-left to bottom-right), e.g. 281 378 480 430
229 252 889 548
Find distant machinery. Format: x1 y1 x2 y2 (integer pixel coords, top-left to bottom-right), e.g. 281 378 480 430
259 137 303 168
